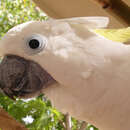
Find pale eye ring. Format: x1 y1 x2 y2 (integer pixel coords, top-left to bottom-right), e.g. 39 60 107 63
26 34 47 55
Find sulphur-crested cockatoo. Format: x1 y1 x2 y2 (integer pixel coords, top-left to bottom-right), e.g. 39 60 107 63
0 17 130 130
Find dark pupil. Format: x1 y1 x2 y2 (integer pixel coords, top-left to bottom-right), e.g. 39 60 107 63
29 39 40 49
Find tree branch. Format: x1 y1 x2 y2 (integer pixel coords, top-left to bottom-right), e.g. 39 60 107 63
64 113 72 130
0 108 27 130
93 0 130 26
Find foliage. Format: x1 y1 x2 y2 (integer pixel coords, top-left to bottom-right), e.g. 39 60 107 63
0 0 98 130
0 0 47 37
0 93 65 130
0 93 98 130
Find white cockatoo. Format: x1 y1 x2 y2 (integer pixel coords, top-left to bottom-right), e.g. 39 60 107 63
0 17 130 130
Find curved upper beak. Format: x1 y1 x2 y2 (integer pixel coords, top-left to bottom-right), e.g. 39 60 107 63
0 54 56 99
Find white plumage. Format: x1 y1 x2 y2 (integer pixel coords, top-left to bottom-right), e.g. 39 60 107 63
0 17 130 130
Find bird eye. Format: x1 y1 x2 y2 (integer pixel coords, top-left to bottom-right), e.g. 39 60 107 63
26 34 47 55
29 39 40 49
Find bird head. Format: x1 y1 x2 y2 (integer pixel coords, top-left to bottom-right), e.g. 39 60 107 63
0 17 109 99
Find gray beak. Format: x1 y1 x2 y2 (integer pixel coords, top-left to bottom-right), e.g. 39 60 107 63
0 55 56 99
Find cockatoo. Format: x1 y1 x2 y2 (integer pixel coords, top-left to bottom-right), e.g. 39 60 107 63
0 17 130 130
